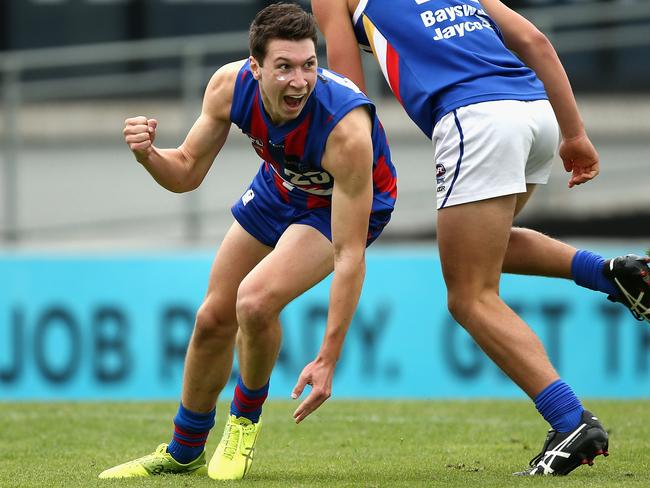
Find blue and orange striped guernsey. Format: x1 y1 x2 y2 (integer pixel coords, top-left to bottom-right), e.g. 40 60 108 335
230 61 397 214
352 0 548 138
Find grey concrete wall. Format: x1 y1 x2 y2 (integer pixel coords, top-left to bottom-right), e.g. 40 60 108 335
1 96 648 250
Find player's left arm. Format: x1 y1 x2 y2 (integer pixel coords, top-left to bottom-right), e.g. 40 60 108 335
312 0 368 93
480 0 599 188
292 106 373 423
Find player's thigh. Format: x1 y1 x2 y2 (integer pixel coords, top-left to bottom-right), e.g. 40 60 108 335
437 195 517 294
433 101 529 209
203 221 273 315
433 100 556 211
514 184 536 217
514 102 557 217
524 99 559 186
239 223 334 309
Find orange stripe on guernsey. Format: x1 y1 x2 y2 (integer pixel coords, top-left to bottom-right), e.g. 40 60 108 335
362 15 402 105
362 15 377 57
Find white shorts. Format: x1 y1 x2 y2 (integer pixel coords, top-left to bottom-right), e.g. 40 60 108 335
432 99 559 209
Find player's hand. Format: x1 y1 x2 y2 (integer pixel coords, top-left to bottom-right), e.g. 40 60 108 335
123 116 158 162
291 357 335 424
559 133 599 188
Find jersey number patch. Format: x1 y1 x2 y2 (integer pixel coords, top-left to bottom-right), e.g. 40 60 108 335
284 169 332 186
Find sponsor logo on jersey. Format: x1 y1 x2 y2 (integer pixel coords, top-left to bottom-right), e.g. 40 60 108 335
246 134 264 149
242 189 255 206
418 3 494 41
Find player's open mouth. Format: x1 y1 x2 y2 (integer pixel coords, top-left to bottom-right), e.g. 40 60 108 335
284 95 304 109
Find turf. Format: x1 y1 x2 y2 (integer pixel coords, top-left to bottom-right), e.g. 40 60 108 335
1 400 649 487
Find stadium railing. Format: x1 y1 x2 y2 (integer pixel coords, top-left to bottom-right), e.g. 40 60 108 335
1 3 650 244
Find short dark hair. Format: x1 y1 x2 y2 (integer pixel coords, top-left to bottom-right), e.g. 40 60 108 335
249 2 318 65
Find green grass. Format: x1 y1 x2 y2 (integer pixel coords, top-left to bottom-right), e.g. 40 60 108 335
1 400 649 487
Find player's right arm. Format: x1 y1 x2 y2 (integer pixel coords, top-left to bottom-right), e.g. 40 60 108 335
123 60 244 193
312 0 367 93
291 106 373 423
481 0 599 188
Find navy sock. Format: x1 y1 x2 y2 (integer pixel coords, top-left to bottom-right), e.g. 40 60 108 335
167 402 215 464
230 376 269 423
534 379 584 433
571 249 619 297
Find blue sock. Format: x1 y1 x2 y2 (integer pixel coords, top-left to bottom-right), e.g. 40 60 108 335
167 403 215 464
534 379 584 433
230 376 269 423
571 249 619 297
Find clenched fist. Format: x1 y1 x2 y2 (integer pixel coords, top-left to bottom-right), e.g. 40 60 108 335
123 116 158 161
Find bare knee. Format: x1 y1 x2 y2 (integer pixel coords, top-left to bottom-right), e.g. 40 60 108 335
193 299 238 345
446 288 496 330
236 281 281 334
447 291 471 326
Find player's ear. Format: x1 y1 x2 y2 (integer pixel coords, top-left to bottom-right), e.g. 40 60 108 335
249 56 262 80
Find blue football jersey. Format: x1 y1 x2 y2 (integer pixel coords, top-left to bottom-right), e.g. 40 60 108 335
352 0 548 137
230 61 397 213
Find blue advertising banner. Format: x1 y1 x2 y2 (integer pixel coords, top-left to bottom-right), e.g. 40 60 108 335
1 247 649 400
